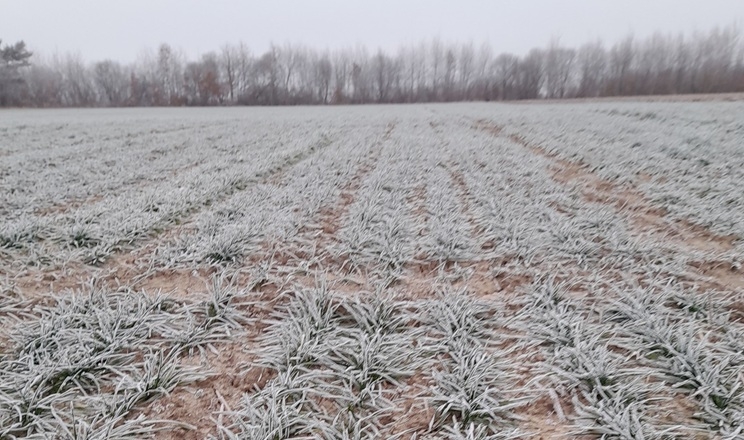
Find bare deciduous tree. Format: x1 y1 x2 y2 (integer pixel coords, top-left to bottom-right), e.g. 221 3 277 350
314 53 332 104
493 53 519 100
5 23 744 108
184 53 222 106
516 49 544 99
576 40 607 98
543 38 576 99
93 60 128 106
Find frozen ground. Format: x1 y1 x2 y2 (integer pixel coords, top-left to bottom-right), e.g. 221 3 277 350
1 102 743 439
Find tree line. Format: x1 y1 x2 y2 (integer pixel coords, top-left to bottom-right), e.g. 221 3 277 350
1 24 743 107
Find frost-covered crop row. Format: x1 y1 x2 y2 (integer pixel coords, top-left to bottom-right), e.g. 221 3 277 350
333 119 421 278
1 103 742 438
490 101 744 251
149 122 387 268
0 277 248 438
1 114 341 268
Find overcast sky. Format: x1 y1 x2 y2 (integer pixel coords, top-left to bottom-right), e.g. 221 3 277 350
2 0 743 62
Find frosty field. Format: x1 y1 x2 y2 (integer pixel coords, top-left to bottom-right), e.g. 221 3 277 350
1 102 744 439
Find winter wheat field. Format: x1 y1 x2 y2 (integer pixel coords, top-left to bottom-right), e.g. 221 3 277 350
2 101 744 440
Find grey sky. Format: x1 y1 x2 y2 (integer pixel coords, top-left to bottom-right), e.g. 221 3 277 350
2 0 743 62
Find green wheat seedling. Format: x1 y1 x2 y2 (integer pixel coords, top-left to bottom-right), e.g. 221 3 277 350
256 285 342 373
423 289 500 352
318 410 385 440
43 410 185 440
0 276 34 323
662 288 732 327
571 387 678 440
337 291 412 336
428 344 527 434
115 347 206 413
549 332 632 395
606 287 744 435
0 217 46 251
439 420 522 440
214 368 326 440
518 296 584 349
516 279 676 438
175 276 254 354
325 329 418 408
0 277 245 438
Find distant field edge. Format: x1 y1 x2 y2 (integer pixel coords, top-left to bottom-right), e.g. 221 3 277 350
509 91 744 105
